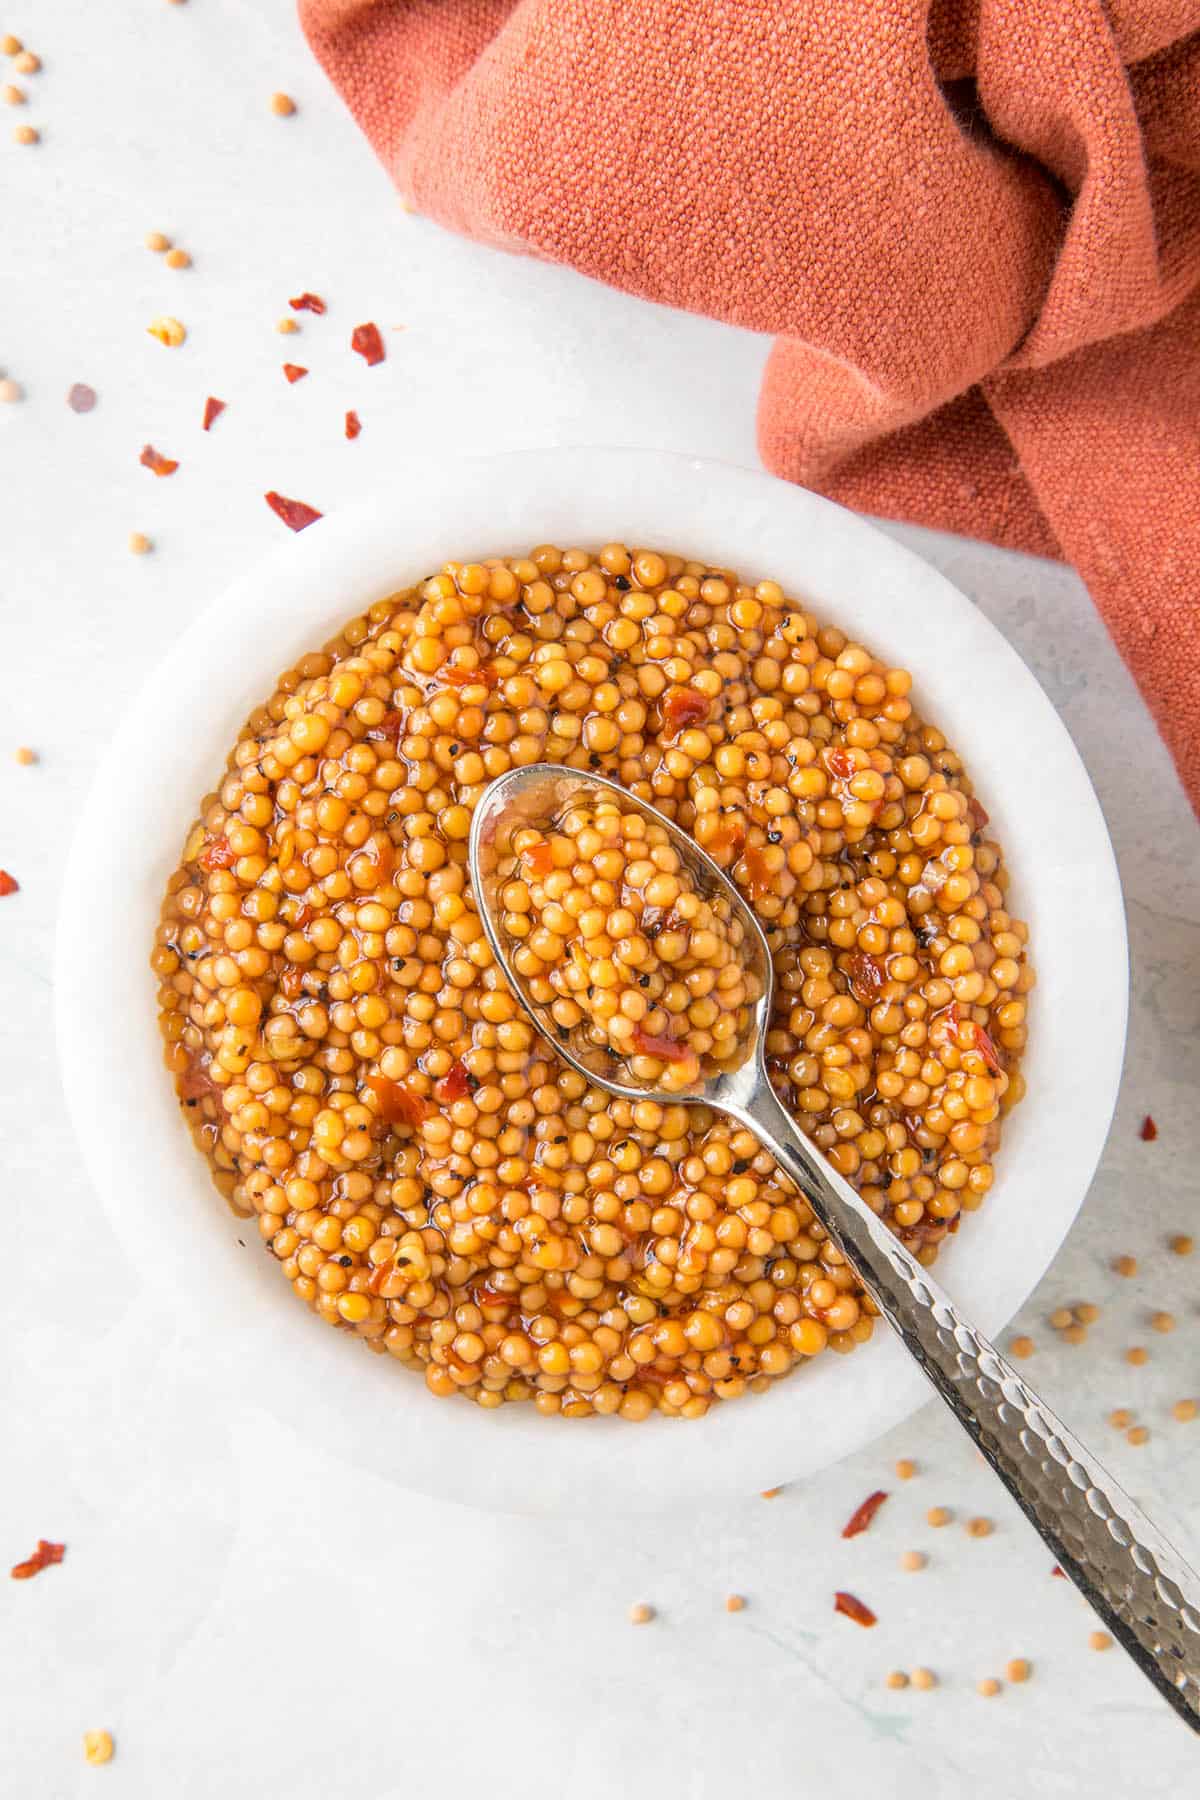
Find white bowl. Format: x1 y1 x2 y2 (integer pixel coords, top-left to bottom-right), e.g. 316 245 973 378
55 449 1127 1514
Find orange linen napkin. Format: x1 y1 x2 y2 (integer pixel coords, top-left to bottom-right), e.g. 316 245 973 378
301 0 1200 806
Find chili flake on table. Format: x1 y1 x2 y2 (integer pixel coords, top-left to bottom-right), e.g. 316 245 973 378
202 396 226 431
263 490 322 532
842 1489 889 1538
139 444 179 477
11 1538 64 1579
350 320 385 365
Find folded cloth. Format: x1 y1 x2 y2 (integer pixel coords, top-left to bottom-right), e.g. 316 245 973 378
301 0 1200 806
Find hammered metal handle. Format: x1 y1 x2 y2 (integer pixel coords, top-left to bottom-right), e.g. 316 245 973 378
734 1078 1200 1730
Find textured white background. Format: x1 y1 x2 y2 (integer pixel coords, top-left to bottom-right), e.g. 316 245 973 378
2 3 1198 1793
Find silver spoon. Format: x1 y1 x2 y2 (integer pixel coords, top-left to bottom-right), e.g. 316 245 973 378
470 761 1200 1729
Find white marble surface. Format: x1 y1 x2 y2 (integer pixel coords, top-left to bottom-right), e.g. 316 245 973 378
2 3 1198 1793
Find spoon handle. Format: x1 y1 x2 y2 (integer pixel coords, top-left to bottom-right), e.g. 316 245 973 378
735 1078 1200 1730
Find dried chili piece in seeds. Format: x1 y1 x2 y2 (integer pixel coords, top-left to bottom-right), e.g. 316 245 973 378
199 835 235 871
139 444 179 476
842 1489 889 1538
435 1060 471 1104
1140 1115 1158 1142
11 1539 65 1580
661 686 710 734
834 1590 877 1627
741 842 774 900
0 869 18 897
264 490 322 532
202 396 225 431
282 363 308 384
350 321 385 366
366 708 405 745
973 1022 1003 1075
967 795 990 833
523 841 555 877
631 1027 691 1064
845 951 885 1004
289 292 326 314
367 1073 432 1129
826 747 854 780
344 409 361 439
444 663 498 689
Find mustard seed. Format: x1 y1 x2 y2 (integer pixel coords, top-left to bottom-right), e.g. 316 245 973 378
1006 1658 1031 1683
926 1507 952 1528
1127 1425 1149 1446
270 91 296 116
144 230 171 252
1049 1307 1074 1330
278 317 299 334
2 81 22 102
1114 1255 1138 1278
629 1602 654 1625
0 377 21 402
1074 1302 1100 1325
977 1678 1001 1698
725 1594 746 1613
0 34 21 54
1173 1399 1197 1423
1089 1631 1112 1652
1009 1335 1035 1359
1062 1323 1088 1346
14 746 36 765
1151 1311 1176 1334
966 1516 993 1538
12 122 36 143
128 531 152 555
1171 1235 1194 1257
1108 1408 1132 1429
894 1458 917 1480
885 1670 909 1690
900 1550 926 1572
12 49 38 73
911 1667 937 1690
82 1731 114 1766
1126 1346 1149 1366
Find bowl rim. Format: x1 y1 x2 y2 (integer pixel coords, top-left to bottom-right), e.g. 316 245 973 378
54 447 1129 1514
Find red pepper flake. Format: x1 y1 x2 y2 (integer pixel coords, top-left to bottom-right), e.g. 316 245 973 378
631 1027 692 1064
435 1059 472 1104
1139 1114 1158 1142
444 663 498 690
139 443 179 477
178 1054 217 1102
833 1590 877 1627
67 382 97 413
473 1284 511 1310
741 842 774 900
198 834 235 871
841 1489 889 1539
967 795 990 834
523 841 555 878
708 818 746 862
11 1539 65 1580
289 292 326 314
344 409 362 440
351 321 385 366
973 1022 1003 1075
661 687 710 735
1051 1564 1066 1578
826 747 854 780
202 396 226 431
366 708 405 746
279 965 305 1001
367 1073 432 1129
282 362 308 384
264 490 322 532
845 951 885 1004
0 869 18 898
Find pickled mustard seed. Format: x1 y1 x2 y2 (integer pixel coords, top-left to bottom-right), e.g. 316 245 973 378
83 1731 114 1767
144 229 171 253
67 383 96 413
201 396 225 431
1114 1254 1138 1277
264 490 322 532
0 376 20 402
282 362 308 383
270 91 296 115
1089 1631 1113 1652
139 444 178 477
1009 1335 1035 1358
14 746 36 764
0 870 20 897
842 1489 889 1538
289 292 325 313
724 1594 746 1613
834 1591 877 1627
10 1537 63 1578
1139 1114 1157 1141
351 320 385 365
344 408 362 440
147 315 186 347
911 1668 937 1690
976 1678 1001 1698
1173 1400 1197 1423
128 531 152 555
628 1602 654 1625
894 1458 917 1480
1006 1659 1032 1683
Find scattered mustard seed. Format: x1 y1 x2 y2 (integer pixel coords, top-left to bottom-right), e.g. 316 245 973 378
911 1667 937 1691
1127 1425 1150 1446
144 230 171 253
894 1458 917 1480
12 48 38 73
0 33 21 55
164 247 191 269
976 1678 1001 1698
1171 1235 1194 1257
760 1487 782 1500
1062 1323 1089 1346
1009 1335 1035 1359
1089 1631 1113 1652
147 315 186 347
1108 1408 1132 1430
277 317 299 334
128 531 152 555
900 1550 926 1572
12 121 36 143
1173 1400 1197 1423
1114 1255 1138 1278
725 1594 746 1613
82 1731 114 1766
1074 1302 1100 1325
1151 1311 1176 1334
2 81 22 102
629 1603 654 1626
14 746 36 765
885 1670 909 1690
0 376 21 402
1126 1346 1149 1366
270 91 296 116
926 1507 952 1528
1049 1307 1074 1330
1006 1658 1032 1683
966 1517 994 1539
